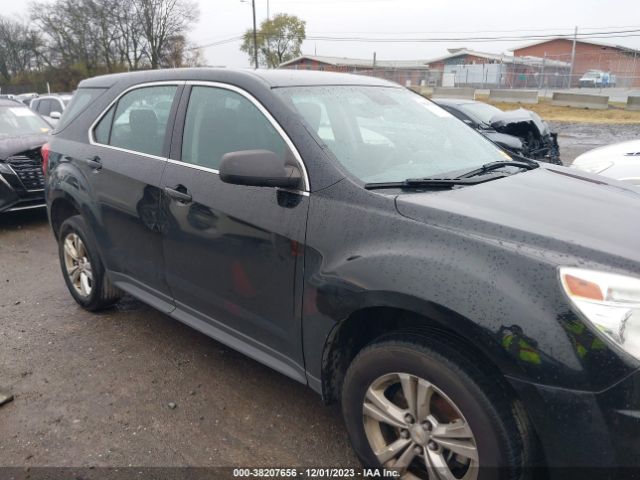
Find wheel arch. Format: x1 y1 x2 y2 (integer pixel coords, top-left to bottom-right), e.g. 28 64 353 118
49 194 82 237
318 295 535 408
320 302 547 468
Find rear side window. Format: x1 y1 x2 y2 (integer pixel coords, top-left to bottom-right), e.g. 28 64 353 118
181 86 288 170
57 88 107 130
50 100 63 115
39 99 52 116
93 106 115 144
108 85 177 157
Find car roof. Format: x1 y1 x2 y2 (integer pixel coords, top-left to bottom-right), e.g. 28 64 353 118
78 68 399 89
0 99 27 107
37 94 73 99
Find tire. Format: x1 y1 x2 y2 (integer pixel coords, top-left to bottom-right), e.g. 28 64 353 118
57 215 122 311
342 338 532 480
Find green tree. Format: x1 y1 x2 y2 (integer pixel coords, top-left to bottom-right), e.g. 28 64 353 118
240 13 305 68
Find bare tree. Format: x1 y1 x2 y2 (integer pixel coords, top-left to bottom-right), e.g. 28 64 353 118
0 16 43 81
134 0 199 69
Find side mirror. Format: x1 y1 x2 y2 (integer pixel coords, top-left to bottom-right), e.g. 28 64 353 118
49 111 62 119
219 149 301 189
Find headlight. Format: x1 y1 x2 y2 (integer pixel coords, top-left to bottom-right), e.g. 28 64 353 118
0 162 13 174
560 267 640 360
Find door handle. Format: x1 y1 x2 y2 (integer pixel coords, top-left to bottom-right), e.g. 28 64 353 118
83 155 102 170
164 185 192 204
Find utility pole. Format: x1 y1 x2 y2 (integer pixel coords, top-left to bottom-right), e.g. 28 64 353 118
252 0 259 69
568 26 578 88
267 0 270 19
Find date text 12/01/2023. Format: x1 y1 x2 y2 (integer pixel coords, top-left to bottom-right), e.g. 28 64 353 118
232 468 400 477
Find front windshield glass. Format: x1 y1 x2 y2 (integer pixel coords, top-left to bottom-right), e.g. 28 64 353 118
278 86 509 183
0 106 51 136
457 102 502 125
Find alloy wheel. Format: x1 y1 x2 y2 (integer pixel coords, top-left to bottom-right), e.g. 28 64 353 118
63 232 93 297
363 372 478 480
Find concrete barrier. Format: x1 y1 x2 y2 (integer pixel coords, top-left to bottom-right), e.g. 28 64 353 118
409 86 433 97
551 92 609 110
626 96 640 111
431 87 476 100
489 89 539 104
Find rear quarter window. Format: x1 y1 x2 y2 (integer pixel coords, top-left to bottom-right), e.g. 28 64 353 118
56 87 107 131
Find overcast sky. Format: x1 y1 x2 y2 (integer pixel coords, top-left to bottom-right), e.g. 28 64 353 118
2 0 639 67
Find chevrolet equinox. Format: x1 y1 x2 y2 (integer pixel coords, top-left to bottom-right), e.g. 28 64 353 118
44 69 640 480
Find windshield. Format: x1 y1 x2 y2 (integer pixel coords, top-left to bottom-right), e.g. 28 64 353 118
278 86 509 183
456 102 503 126
0 106 51 136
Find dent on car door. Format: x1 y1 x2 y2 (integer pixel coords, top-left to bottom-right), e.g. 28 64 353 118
86 83 182 311
159 84 309 376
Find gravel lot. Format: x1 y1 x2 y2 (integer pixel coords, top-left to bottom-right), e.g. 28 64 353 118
551 122 640 164
0 210 356 469
0 121 637 470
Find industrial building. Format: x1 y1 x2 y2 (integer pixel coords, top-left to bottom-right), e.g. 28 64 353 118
279 50 570 88
512 38 640 87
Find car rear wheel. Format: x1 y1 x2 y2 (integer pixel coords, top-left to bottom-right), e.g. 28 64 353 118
342 339 532 480
58 215 121 311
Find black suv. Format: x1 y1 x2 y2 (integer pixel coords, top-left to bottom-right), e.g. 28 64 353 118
45 69 640 479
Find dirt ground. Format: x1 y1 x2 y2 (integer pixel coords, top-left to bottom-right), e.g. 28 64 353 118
0 210 357 469
480 97 640 124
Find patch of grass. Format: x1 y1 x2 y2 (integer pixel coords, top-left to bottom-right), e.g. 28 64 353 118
475 95 640 124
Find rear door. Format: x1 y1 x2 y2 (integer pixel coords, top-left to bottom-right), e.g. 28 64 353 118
86 82 183 311
159 83 309 374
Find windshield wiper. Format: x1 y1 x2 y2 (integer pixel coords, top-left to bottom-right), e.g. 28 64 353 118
456 159 539 179
364 172 507 190
364 159 539 191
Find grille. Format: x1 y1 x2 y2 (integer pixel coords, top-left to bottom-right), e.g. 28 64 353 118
7 155 44 191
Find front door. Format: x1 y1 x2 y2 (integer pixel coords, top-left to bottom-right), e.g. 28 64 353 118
160 84 309 372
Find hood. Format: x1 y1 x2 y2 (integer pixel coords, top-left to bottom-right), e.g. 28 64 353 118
395 165 640 268
482 130 524 152
0 133 49 160
489 108 551 138
573 139 640 165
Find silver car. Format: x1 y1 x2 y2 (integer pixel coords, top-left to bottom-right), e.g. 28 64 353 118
571 139 640 186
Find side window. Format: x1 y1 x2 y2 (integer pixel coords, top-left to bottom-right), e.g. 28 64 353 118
181 86 288 170
93 105 115 144
109 85 177 157
57 87 107 130
39 99 52 116
51 100 63 115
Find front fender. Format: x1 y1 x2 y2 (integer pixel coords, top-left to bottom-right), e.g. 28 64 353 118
302 181 636 395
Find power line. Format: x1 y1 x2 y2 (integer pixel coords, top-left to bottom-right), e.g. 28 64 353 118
306 25 640 35
190 28 640 50
299 28 640 43
195 25 640 45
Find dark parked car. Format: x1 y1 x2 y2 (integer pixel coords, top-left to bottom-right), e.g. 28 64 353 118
433 98 561 164
0 99 51 212
45 69 640 479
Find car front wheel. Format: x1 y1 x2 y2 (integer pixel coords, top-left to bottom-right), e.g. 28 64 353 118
342 338 533 480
